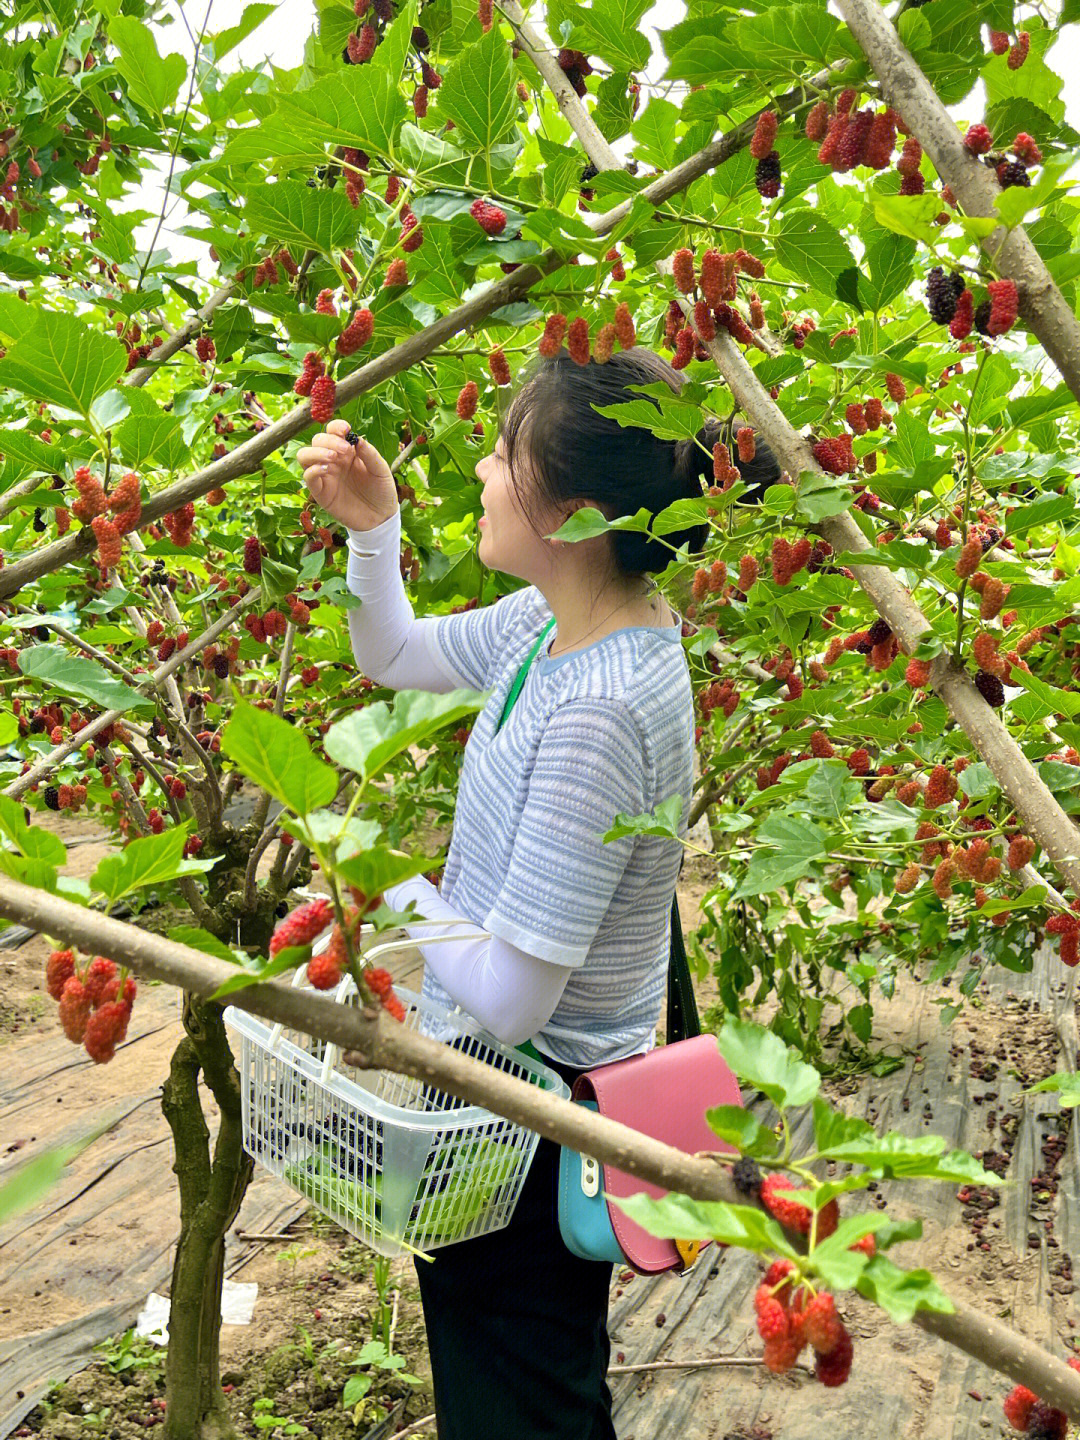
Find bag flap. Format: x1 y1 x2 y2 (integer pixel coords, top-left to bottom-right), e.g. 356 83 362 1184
569 1034 744 1272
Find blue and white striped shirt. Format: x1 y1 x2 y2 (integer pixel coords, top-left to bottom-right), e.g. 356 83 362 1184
428 584 695 1067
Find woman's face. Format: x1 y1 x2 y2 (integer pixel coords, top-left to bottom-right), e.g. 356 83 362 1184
474 433 564 584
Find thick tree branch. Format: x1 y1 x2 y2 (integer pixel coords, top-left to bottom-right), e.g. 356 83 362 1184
4 873 1080 1419
834 0 1080 406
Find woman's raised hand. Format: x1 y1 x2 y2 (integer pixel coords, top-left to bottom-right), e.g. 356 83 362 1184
296 419 400 532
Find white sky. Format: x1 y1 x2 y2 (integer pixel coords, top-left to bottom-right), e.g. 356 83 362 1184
128 0 1079 267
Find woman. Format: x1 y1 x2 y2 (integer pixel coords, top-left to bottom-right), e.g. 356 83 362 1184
298 346 777 1439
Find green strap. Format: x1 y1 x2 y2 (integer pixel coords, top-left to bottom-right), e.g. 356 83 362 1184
496 616 557 733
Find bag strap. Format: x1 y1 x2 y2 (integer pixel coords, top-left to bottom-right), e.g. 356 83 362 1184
502 620 701 1049
496 616 557 733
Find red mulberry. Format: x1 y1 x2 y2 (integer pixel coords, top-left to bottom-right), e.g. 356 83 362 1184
488 347 511 385
593 323 616 364
1007 32 1029 68
243 536 263 574
749 110 778 160
456 380 479 419
613 302 635 350
896 137 922 176
1013 132 1042 166
672 248 695 293
964 123 993 155
988 29 1010 55
884 372 907 403
736 427 755 462
956 537 981 579
805 101 830 142
949 290 974 340
986 278 1018 336
566 317 590 365
538 313 567 358
310 374 336 423
270 898 335 957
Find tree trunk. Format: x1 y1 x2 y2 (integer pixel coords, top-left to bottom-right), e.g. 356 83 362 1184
161 994 254 1440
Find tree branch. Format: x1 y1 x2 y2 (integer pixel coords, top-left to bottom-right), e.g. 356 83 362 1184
4 872 1080 1420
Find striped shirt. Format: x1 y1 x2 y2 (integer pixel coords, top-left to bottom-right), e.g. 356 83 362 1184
427 583 695 1067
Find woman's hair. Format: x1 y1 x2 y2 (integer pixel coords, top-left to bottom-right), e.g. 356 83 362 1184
498 346 781 585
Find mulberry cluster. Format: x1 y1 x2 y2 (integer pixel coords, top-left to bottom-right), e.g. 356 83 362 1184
48 951 137 1064
294 351 326 397
926 267 966 325
71 465 108 524
816 99 898 174
556 47 593 97
269 898 334 958
760 1175 839 1240
812 434 856 475
770 536 812 586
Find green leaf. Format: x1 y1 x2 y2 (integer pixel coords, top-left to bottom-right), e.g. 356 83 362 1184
221 697 339 818
275 65 407 161
437 28 518 154
0 1118 121 1225
856 232 916 311
663 34 747 84
774 212 856 298
0 794 67 865
107 16 188 116
795 471 854 522
208 946 315 1000
168 925 244 965
873 193 944 245
207 3 277 62
0 311 127 421
730 5 843 83
244 181 360 258
371 0 418 85
714 1014 821 1110
591 394 703 443
324 689 486 785
630 99 680 170
994 154 1077 229
812 1098 877 1153
91 828 217 905
703 1105 780 1159
805 763 863 822
855 1255 956 1322
1013 666 1080 720
567 0 651 71
736 814 829 896
1027 1071 1080 1107
608 1191 799 1255
334 847 442 902
1005 492 1076 534
17 645 154 714
821 1131 1003 1184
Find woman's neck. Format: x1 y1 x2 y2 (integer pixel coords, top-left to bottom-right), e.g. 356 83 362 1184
545 588 675 658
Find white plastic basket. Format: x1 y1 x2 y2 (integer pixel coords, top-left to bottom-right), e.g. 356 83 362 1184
224 920 570 1259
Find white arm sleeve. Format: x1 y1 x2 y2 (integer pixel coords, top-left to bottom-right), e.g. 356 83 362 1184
344 509 473 692
383 875 573 1049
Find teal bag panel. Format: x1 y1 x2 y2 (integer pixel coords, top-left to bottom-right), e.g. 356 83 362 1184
557 1100 624 1263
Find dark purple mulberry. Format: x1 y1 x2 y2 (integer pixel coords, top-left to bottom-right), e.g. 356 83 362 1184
926 267 966 325
974 670 1005 706
755 151 782 199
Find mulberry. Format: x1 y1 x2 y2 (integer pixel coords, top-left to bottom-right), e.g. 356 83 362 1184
1007 835 1035 870
884 372 907 403
933 856 958 900
736 427 756 462
812 434 855 475
896 137 922 176
895 863 921 893
925 764 957 807
905 657 931 686
846 403 868 435
805 101 830 142
46 949 77 1001
613 302 636 350
988 29 1010 55
979 575 1009 618
307 950 343 989
469 197 507 235
671 326 695 369
803 1293 844 1355
949 290 974 340
243 536 263 574
84 1000 131 1063
1013 132 1042 166
974 670 1005 706
488 347 512 385
1007 32 1029 69
817 114 848 167
593 323 617 364
58 976 92 1043
566 317 590 365
738 555 759 592
749 110 779 160
927 266 966 325
92 515 123 569
755 152 781 198
814 1325 853 1386
672 248 696 293
956 537 982 579
964 123 993 155
383 258 407 286
269 898 335 957
456 380 479 419
693 300 716 342
310 374 336 423
538 313 567 358
986 278 1018 336
336 308 375 355
699 249 725 306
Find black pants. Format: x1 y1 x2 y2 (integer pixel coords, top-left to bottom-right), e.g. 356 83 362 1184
412 1051 619 1440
